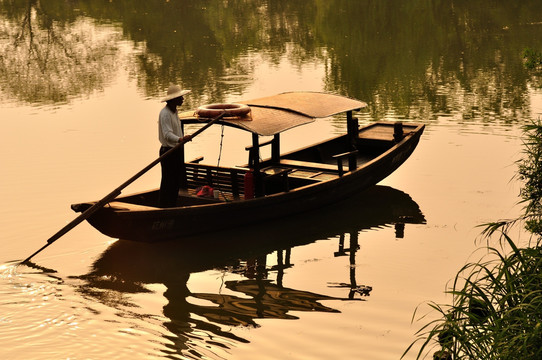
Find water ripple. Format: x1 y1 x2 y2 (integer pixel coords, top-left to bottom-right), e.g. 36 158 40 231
0 262 242 359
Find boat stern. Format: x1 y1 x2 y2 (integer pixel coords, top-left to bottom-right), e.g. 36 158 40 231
71 202 92 213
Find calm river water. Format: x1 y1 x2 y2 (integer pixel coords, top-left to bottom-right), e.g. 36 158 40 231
1 1 542 359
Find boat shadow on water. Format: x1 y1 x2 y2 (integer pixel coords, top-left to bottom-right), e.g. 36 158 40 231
75 185 425 356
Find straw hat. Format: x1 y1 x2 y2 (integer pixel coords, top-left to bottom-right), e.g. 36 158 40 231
161 84 191 102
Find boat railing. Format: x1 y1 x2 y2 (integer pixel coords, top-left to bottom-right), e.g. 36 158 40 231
184 163 247 200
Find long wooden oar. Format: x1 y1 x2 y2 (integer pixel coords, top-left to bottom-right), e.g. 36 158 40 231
21 111 226 264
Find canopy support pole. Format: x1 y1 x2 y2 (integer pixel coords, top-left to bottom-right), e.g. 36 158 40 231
179 121 187 190
346 111 358 150
271 134 280 163
251 133 264 197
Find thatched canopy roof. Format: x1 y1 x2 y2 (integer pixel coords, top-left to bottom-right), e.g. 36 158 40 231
180 92 367 136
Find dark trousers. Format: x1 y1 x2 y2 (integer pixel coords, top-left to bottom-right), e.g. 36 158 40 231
159 146 185 208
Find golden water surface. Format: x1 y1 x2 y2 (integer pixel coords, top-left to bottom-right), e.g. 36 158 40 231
1 1 542 359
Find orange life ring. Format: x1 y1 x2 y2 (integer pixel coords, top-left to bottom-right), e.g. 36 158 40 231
196 103 251 118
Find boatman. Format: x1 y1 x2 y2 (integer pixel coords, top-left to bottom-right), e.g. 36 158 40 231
158 84 193 208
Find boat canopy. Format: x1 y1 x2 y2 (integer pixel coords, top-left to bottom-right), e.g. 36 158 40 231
180 92 367 136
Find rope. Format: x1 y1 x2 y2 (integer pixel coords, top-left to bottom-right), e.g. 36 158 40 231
214 125 229 201
217 125 225 167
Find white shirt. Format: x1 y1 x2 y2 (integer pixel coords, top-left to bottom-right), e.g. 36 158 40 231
158 106 183 147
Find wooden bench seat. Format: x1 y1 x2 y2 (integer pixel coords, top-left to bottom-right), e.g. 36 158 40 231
263 165 338 182
279 150 358 176
278 158 339 172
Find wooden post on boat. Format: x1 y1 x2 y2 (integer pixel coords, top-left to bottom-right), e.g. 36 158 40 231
393 122 404 142
345 110 360 173
250 133 264 197
179 121 188 189
346 111 359 150
271 134 280 163
245 133 284 195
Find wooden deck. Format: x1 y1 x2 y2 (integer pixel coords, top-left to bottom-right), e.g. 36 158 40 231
358 125 396 141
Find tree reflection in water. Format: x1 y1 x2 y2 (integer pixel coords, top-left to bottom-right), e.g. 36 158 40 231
73 185 425 358
0 1 119 104
3 0 541 121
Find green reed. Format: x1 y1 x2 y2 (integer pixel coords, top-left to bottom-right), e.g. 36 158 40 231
404 233 542 359
517 121 542 235
524 48 542 71
403 120 542 360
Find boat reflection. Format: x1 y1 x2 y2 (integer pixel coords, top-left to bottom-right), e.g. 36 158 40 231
75 185 425 357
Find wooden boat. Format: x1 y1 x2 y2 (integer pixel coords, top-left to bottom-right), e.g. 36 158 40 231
71 92 425 242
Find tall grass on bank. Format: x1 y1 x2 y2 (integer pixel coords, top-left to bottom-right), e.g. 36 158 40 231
403 234 542 359
403 120 542 360
517 121 542 236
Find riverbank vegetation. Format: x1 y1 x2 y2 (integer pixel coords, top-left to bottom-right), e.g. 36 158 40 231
404 120 542 360
524 48 542 71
